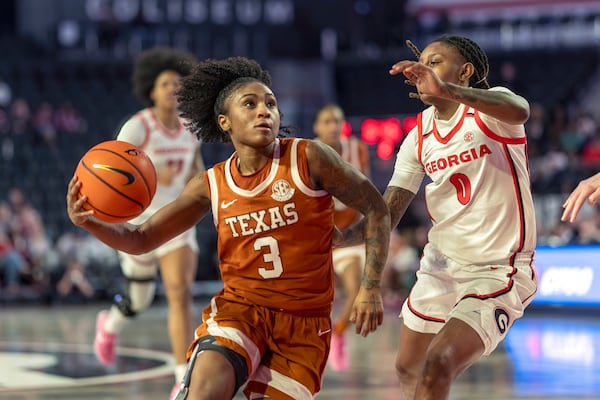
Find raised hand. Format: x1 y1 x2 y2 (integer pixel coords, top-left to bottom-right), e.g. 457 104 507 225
389 60 448 102
561 172 600 222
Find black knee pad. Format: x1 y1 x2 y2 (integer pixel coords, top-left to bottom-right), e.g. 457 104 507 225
194 335 249 393
113 293 137 318
113 275 157 318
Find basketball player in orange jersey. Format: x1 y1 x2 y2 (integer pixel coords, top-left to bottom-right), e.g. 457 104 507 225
562 172 600 222
91 47 203 399
337 35 537 400
313 103 370 371
66 56 390 399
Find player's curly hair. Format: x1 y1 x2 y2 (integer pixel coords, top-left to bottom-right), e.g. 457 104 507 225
177 56 288 143
132 47 196 107
406 35 490 89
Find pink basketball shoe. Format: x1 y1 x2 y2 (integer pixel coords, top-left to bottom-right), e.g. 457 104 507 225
94 310 117 366
328 331 349 371
169 381 182 400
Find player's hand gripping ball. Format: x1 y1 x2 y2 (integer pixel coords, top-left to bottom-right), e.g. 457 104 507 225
74 140 157 223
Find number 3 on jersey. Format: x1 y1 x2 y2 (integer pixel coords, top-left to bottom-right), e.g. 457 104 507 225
254 236 283 279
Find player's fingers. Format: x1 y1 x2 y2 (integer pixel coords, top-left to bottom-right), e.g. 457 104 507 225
389 61 414 75
349 307 357 323
589 188 600 204
67 176 79 194
363 314 377 337
354 313 364 335
568 194 588 222
560 203 572 222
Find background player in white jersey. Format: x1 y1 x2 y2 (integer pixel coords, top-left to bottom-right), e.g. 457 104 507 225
313 103 370 371
562 171 600 222
337 35 538 399
92 47 202 399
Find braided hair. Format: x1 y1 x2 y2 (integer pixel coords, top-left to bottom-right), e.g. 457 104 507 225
132 47 196 107
177 57 275 143
406 35 490 89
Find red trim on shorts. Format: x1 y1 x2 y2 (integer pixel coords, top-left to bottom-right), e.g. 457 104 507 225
407 294 445 323
461 266 517 301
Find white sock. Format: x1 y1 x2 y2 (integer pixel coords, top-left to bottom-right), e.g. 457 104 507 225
103 305 129 334
175 364 187 383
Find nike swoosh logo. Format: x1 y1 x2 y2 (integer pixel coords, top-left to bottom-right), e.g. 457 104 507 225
92 163 135 185
221 199 238 209
317 328 331 337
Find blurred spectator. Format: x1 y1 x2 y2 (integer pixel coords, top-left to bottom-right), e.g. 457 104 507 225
0 76 12 108
559 120 585 156
574 110 597 140
530 143 569 193
54 228 119 299
32 101 56 145
7 187 55 286
0 108 10 135
575 218 600 245
581 127 600 168
547 103 567 145
525 102 547 155
381 228 419 305
0 108 13 161
543 221 577 247
54 101 85 134
0 201 29 296
9 97 31 135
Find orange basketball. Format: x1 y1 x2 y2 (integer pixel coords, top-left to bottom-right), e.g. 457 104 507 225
74 140 157 223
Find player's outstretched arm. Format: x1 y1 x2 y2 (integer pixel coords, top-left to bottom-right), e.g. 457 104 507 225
390 60 529 125
336 185 415 248
561 172 600 223
66 174 211 254
306 140 390 337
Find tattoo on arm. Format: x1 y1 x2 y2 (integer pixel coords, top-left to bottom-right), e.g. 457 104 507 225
446 85 500 105
385 187 415 229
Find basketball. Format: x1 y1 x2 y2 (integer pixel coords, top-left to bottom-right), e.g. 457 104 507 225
74 140 157 224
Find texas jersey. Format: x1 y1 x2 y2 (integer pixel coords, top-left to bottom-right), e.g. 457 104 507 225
116 107 199 222
205 138 335 312
333 136 369 229
388 88 536 264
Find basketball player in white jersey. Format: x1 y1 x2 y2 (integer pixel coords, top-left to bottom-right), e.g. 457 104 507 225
92 47 202 399
313 103 370 371
337 35 538 399
562 171 600 222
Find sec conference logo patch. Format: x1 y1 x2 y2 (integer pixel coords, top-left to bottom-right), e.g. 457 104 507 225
271 179 295 201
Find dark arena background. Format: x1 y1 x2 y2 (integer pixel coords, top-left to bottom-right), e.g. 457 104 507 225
2 0 600 399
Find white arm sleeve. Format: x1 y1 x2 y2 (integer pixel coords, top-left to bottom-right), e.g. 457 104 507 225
387 128 425 194
116 116 147 147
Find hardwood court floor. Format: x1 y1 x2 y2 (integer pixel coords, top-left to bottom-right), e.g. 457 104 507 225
1 299 600 400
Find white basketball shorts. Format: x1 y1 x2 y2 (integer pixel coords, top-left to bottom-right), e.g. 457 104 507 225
400 243 537 355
